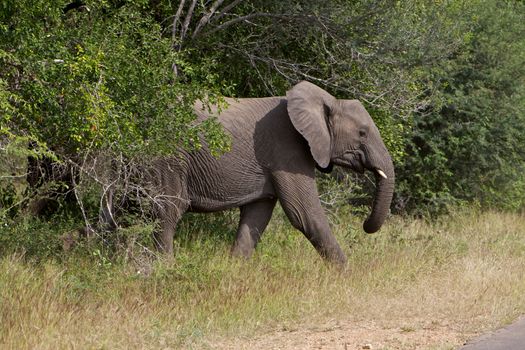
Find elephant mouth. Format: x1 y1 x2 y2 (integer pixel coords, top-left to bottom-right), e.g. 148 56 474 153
333 150 365 174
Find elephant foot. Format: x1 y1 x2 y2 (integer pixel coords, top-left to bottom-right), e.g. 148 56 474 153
153 226 175 256
230 243 255 259
319 245 348 267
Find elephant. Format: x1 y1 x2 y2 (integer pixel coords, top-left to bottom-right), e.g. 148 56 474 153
148 81 395 265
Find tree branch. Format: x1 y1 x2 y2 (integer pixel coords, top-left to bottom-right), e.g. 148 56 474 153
210 0 244 23
204 13 293 36
192 0 226 39
180 0 198 42
171 0 186 48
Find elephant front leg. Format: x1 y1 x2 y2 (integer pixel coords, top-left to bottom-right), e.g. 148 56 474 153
231 199 277 258
272 171 347 265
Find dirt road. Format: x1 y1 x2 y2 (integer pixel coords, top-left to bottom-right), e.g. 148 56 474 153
206 317 525 350
207 318 476 349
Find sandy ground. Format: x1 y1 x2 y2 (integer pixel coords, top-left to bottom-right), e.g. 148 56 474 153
206 318 478 350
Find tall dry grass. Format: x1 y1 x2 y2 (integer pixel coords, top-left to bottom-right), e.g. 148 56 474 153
1 209 524 349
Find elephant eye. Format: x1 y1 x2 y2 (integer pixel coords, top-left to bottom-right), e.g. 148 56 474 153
359 129 367 138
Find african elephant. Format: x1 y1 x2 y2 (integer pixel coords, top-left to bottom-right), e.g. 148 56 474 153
150 81 394 265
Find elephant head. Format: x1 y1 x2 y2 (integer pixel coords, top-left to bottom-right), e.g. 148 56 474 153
286 81 395 233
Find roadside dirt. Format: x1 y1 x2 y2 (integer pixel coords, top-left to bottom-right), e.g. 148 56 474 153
207 318 477 350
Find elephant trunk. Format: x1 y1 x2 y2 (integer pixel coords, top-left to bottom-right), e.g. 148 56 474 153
362 154 395 233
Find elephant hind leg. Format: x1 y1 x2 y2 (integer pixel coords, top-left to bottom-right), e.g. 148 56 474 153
151 162 190 255
231 199 277 258
153 194 189 255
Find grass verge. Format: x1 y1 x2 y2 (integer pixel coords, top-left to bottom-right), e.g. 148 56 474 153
1 208 525 349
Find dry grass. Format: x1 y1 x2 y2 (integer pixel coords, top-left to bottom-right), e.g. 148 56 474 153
1 209 525 349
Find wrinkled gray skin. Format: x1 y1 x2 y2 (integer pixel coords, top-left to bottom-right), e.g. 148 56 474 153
150 81 394 265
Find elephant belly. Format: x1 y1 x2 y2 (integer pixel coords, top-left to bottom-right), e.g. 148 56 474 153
186 153 275 212
189 187 275 212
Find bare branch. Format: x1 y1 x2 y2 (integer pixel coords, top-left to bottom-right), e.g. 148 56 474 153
71 165 93 234
180 0 198 43
192 0 226 39
203 12 330 37
171 0 187 77
0 173 28 179
209 0 244 23
172 0 186 47
204 13 291 36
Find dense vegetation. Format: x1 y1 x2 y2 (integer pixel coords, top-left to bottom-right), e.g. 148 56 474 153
1 0 525 244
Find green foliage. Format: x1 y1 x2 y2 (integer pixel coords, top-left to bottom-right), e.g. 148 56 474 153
0 131 53 219
0 0 235 220
397 0 525 213
0 217 71 260
1 0 525 220
0 1 231 160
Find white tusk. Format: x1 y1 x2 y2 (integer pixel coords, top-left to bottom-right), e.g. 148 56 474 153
377 169 387 179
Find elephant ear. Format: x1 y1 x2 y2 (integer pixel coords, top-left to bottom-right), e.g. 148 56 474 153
286 81 335 168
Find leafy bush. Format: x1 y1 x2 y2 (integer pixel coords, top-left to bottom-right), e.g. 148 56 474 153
0 0 232 221
1 0 525 224
396 0 525 213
